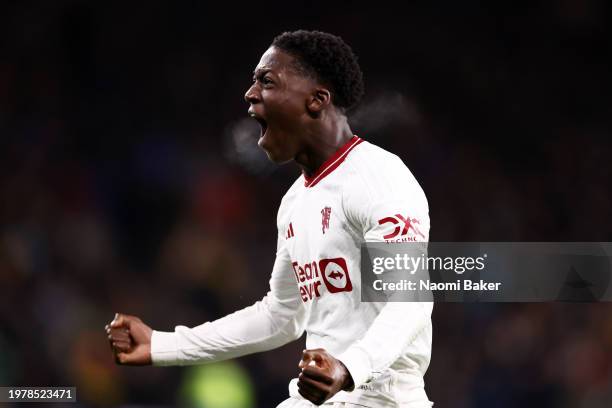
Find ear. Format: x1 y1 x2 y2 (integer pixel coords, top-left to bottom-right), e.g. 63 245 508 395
306 87 331 116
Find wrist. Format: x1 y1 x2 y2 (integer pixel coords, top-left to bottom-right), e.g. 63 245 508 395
338 361 355 391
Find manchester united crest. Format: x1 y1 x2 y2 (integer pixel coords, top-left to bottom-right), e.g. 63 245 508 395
321 206 332 234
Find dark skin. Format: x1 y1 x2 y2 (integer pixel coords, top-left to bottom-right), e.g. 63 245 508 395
246 46 354 175
106 46 355 405
297 349 354 405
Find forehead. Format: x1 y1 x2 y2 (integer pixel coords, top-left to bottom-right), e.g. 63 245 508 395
254 46 299 75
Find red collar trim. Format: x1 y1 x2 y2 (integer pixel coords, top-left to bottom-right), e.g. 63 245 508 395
303 136 364 188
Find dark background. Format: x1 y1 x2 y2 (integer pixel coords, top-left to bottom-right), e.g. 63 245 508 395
1 1 611 407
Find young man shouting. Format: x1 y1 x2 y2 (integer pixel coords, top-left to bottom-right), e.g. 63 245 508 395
106 30 433 407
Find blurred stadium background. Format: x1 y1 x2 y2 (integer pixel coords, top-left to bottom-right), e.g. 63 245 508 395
1 1 611 407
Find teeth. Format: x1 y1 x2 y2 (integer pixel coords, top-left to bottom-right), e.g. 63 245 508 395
249 112 256 118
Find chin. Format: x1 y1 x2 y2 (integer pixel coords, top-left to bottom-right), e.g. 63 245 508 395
258 131 295 164
263 149 292 164
257 139 280 164
260 144 292 164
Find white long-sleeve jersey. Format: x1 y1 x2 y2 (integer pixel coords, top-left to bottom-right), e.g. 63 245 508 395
151 136 433 406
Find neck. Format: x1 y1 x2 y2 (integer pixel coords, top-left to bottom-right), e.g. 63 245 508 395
295 115 354 176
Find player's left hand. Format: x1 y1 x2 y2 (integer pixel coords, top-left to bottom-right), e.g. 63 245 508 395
297 348 354 406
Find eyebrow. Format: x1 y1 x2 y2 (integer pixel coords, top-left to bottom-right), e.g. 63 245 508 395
253 68 272 77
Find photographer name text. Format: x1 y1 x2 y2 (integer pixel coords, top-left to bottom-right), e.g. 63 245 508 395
372 279 501 292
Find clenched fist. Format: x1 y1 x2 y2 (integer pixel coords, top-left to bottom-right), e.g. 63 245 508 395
297 348 354 405
104 313 153 365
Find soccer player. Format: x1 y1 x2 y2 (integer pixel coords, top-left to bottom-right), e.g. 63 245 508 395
106 30 433 407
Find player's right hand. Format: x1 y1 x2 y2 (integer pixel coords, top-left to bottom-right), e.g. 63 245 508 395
105 313 153 366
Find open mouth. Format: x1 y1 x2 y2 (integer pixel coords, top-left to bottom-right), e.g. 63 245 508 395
248 111 268 138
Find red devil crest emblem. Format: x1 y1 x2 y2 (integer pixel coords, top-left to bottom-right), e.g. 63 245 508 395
321 206 331 234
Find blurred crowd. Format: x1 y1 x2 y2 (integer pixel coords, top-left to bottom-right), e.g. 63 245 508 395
1 1 611 407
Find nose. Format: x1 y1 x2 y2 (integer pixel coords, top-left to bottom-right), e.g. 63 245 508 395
244 84 261 104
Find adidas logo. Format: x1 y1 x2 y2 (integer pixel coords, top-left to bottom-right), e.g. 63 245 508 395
286 222 295 239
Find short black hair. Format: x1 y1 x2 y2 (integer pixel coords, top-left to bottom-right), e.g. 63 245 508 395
272 30 364 111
